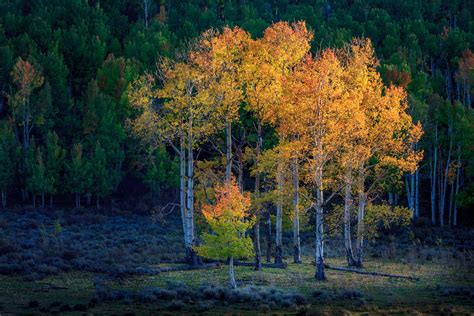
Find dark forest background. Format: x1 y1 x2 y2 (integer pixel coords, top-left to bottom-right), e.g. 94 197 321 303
0 0 473 226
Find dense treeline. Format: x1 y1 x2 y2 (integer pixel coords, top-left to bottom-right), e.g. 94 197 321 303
0 0 473 232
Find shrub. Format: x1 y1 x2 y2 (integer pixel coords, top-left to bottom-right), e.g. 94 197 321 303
339 289 363 300
167 299 184 311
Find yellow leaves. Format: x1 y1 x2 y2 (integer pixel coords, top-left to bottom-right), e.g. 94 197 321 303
197 179 255 260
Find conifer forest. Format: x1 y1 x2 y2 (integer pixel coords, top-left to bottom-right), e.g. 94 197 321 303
0 0 473 314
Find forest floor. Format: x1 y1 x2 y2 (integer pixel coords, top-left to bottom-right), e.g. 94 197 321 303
0 209 473 314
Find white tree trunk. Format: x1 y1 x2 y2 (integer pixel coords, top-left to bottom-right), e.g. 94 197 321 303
142 0 150 28
453 146 461 226
355 170 366 268
315 167 325 281
180 136 187 249
225 120 232 183
275 162 283 264
415 168 419 218
254 122 262 271
431 128 438 225
344 167 355 266
440 128 453 227
229 256 237 289
186 132 196 264
292 157 301 263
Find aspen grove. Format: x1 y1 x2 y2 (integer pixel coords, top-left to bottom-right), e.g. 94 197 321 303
130 21 423 281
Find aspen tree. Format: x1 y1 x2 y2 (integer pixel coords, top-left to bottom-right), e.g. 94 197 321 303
196 179 254 289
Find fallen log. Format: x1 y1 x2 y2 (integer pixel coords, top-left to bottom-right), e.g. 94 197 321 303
215 260 287 269
235 261 287 269
159 262 221 272
324 264 419 281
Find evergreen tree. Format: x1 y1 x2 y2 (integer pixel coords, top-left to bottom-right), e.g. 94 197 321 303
0 121 19 208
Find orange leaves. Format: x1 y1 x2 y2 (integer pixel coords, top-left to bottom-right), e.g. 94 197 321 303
11 58 44 98
457 49 474 83
202 178 252 221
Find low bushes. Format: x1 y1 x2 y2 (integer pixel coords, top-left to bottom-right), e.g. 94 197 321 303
91 280 308 311
0 209 184 279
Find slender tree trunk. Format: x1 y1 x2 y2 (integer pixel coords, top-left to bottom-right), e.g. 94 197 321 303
292 157 302 264
41 193 45 208
254 220 262 270
453 146 461 226
229 256 237 289
225 120 232 183
405 175 411 211
254 122 262 271
410 173 415 214
355 170 366 268
237 157 243 193
1 189 6 208
33 195 36 209
448 180 454 227
50 194 53 208
315 167 325 281
266 210 272 263
186 133 197 265
344 167 355 266
142 0 150 29
96 196 100 209
415 168 419 218
440 127 453 227
388 192 394 206
275 161 283 264
180 136 187 248
431 129 438 225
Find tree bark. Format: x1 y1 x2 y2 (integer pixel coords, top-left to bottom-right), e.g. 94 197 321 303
448 179 454 227
415 168 419 218
275 161 283 264
431 128 437 225
453 146 461 226
266 210 272 263
254 122 262 271
142 0 150 29
344 167 355 266
41 193 45 208
1 189 6 208
254 220 262 271
179 135 187 249
315 167 325 281
229 256 237 289
439 124 453 227
292 157 302 264
186 131 197 265
354 170 366 268
225 120 232 183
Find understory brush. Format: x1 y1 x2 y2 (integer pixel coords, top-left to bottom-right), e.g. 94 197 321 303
0 209 183 280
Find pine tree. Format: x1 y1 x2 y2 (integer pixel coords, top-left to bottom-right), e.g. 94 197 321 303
0 122 19 208
66 143 88 208
44 131 65 207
